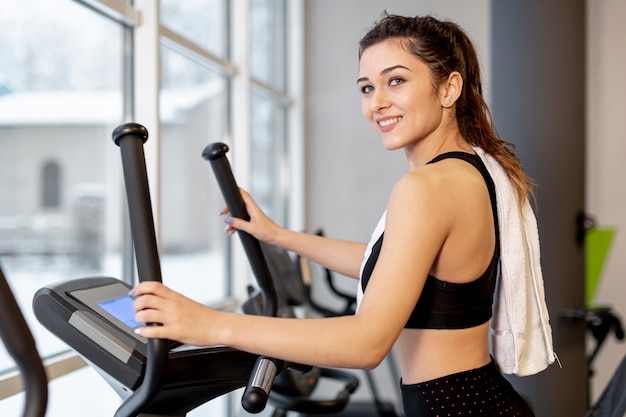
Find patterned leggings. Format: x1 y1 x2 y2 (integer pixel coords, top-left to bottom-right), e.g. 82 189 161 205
401 359 535 417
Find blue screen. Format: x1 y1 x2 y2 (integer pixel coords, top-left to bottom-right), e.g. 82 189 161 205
98 296 145 330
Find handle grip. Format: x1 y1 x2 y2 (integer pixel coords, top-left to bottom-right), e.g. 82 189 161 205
112 122 162 284
203 142 282 413
111 122 168 417
241 357 281 414
202 142 277 317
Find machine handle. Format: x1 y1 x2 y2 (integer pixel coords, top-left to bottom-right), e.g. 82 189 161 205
113 122 162 284
241 357 282 414
112 122 168 417
1 267 48 417
203 142 281 413
202 142 277 317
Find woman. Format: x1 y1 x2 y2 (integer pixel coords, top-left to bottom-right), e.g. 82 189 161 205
132 13 548 416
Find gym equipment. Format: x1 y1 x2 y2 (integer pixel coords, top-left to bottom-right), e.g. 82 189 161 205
562 305 625 415
32 123 357 417
0 266 48 417
562 306 625 374
585 351 626 417
204 143 361 416
33 123 283 417
258 235 401 417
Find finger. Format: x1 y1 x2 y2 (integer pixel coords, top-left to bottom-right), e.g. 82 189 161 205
135 306 163 324
134 324 167 339
130 281 163 297
224 216 248 232
133 293 159 312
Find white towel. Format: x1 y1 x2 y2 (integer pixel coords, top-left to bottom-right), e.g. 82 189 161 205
473 146 556 376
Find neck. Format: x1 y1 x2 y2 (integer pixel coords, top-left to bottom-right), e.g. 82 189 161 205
405 129 471 170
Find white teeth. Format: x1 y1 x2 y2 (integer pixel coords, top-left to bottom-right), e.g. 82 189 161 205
379 117 400 127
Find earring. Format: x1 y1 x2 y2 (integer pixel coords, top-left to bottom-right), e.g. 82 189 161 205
444 99 451 107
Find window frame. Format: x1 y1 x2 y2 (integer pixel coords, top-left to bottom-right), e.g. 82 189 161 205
0 0 305 408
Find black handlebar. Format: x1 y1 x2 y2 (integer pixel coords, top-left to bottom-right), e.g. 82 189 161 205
202 142 280 413
1 267 48 417
112 123 163 284
112 122 169 417
202 142 277 317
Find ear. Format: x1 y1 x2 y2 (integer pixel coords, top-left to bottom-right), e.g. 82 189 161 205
440 71 463 107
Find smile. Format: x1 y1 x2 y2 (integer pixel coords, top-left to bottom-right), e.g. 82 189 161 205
378 117 402 127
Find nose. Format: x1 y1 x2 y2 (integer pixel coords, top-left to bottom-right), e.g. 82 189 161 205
369 88 390 113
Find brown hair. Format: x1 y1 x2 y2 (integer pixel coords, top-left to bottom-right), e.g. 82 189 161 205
359 13 534 203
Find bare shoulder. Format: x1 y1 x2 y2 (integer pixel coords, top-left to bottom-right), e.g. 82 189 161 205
390 159 481 204
386 159 488 233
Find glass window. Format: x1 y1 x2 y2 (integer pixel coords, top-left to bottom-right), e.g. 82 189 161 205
250 92 288 223
0 0 300 415
160 0 229 59
159 46 230 303
250 0 287 91
0 0 125 375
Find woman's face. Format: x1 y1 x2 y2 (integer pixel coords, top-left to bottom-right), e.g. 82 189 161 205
357 40 444 151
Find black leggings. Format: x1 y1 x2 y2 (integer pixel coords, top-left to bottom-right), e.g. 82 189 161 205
401 359 535 417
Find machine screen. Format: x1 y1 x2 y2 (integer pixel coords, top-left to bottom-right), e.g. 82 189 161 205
69 281 147 342
98 296 145 330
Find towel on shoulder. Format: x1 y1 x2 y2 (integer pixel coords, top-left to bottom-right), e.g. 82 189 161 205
473 146 556 376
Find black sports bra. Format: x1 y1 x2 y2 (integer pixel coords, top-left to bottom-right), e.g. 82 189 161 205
359 152 500 330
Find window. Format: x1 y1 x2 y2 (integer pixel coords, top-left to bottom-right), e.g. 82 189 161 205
250 0 290 222
0 0 303 416
0 0 125 368
161 0 229 58
159 46 230 305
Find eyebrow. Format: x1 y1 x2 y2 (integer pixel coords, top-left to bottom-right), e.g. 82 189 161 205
356 65 412 85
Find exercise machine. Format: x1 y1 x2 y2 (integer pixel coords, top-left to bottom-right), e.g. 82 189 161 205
205 143 361 416
0 264 48 417
34 123 285 417
258 236 401 417
33 123 356 417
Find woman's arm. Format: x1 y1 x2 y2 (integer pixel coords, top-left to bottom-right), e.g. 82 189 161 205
132 281 391 369
225 189 367 279
133 171 450 370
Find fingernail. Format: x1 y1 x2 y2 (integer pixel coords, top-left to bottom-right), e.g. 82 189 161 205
128 287 136 297
134 328 142 335
224 217 233 225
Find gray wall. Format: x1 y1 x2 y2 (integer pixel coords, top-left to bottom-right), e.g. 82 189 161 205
304 0 490 267
586 0 626 402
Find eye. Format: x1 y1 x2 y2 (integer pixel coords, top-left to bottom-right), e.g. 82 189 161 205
389 77 404 87
359 84 374 94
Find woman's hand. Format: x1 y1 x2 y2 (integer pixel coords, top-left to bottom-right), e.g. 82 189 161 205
131 281 220 347
222 188 282 244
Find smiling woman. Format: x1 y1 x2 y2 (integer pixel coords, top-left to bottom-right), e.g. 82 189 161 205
129 12 552 417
